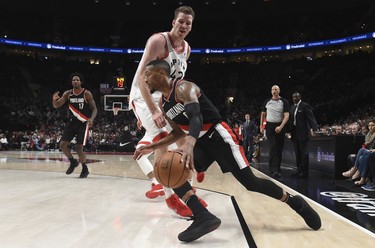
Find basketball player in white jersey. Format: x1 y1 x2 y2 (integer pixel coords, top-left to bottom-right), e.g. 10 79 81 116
129 6 205 217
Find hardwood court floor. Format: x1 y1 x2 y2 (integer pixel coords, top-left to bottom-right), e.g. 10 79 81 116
0 151 374 247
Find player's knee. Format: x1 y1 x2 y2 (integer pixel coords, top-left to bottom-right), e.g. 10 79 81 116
59 141 67 150
242 173 263 192
76 144 84 153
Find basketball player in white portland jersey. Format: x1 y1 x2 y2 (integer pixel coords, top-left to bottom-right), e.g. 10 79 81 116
129 6 206 217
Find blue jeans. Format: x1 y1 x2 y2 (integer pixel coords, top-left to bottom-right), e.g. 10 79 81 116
354 148 371 168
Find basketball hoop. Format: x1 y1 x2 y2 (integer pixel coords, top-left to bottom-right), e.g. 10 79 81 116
113 107 120 116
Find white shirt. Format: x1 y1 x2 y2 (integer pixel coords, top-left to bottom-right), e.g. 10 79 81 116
293 100 301 126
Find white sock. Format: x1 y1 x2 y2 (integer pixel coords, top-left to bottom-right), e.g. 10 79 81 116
163 187 174 198
188 178 193 187
151 177 158 185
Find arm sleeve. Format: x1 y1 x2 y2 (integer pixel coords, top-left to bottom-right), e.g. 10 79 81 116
184 102 203 139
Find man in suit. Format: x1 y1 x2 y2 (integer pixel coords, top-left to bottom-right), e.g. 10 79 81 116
290 92 318 178
243 113 258 161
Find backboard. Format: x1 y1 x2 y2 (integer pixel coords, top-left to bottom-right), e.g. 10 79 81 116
103 95 130 112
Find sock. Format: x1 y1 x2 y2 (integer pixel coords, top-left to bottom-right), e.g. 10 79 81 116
284 192 302 211
163 187 174 198
68 157 76 163
185 195 207 216
188 178 193 186
151 177 158 185
82 163 88 171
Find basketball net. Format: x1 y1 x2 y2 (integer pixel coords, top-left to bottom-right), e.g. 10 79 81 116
113 107 120 116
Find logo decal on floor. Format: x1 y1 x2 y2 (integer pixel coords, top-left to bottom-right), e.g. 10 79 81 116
321 191 375 217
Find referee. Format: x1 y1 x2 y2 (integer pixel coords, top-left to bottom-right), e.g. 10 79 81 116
260 85 290 179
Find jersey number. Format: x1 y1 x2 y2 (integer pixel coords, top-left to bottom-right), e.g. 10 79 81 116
170 70 184 82
79 103 84 109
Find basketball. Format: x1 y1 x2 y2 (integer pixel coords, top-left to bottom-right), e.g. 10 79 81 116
154 151 190 188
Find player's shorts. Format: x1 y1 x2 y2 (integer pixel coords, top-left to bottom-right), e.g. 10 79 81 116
193 121 249 173
131 99 172 148
61 119 90 146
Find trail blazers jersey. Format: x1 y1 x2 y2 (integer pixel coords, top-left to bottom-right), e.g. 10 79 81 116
162 80 221 137
129 32 190 108
68 88 91 122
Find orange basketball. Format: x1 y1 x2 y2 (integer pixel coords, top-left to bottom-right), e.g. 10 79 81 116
154 151 190 188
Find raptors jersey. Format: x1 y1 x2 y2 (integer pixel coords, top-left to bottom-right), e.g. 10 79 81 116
129 32 190 109
162 80 222 137
68 88 91 122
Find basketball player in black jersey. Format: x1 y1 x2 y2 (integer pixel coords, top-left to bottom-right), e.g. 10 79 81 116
133 60 321 242
52 72 97 178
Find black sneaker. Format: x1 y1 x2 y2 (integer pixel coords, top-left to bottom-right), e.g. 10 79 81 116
294 195 321 230
66 159 79 175
178 211 221 242
79 169 89 178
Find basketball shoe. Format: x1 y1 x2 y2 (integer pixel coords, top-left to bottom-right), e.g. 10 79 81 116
293 195 321 230
196 172 205 183
178 210 221 242
79 168 89 178
66 159 79 175
166 194 193 217
145 183 165 199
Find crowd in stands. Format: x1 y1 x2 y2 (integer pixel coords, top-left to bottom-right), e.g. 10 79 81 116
0 2 374 155
0 49 374 153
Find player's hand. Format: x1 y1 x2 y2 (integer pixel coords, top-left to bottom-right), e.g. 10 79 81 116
152 111 166 128
52 91 60 100
175 142 195 171
133 146 153 160
87 119 94 127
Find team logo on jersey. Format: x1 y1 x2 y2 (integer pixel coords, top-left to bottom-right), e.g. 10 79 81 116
165 103 185 120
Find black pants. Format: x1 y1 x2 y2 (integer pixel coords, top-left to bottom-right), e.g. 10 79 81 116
292 138 309 175
243 136 254 159
191 121 283 200
266 122 286 173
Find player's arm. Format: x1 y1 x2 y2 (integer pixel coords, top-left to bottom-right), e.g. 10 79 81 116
84 90 98 127
137 34 167 128
175 80 202 169
153 116 186 149
133 99 185 160
52 90 69 109
133 116 185 160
